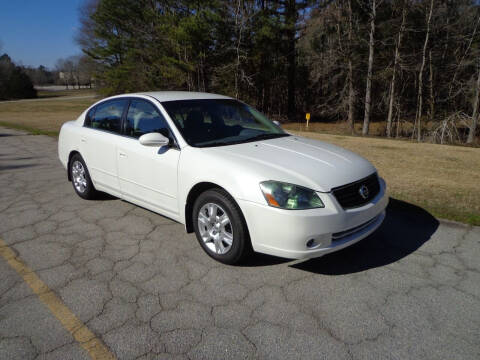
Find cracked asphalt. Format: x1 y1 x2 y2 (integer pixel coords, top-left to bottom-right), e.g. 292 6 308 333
0 126 479 360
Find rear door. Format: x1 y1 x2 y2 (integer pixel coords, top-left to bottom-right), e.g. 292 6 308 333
80 98 128 196
116 98 180 219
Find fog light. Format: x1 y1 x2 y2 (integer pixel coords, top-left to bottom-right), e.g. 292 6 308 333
306 239 317 248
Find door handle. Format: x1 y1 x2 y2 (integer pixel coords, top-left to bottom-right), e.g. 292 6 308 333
119 151 127 158
80 137 86 143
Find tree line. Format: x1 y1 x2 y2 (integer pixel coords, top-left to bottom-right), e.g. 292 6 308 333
55 55 97 89
0 52 97 100
77 0 479 144
0 54 37 100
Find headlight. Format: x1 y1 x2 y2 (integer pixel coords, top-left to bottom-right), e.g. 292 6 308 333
259 181 325 210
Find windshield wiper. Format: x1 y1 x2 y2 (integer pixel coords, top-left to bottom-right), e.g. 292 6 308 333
245 133 290 142
196 133 290 148
197 140 248 148
197 141 231 148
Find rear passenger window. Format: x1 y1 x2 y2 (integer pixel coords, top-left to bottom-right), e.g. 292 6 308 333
126 100 172 139
89 99 127 134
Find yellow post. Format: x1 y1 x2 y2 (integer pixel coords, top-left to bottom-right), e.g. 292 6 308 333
306 113 311 129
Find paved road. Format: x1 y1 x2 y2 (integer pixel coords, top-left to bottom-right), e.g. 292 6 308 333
0 127 479 360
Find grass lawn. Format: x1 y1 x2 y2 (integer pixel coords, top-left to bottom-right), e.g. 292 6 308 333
0 91 98 135
1 92 479 225
37 88 97 99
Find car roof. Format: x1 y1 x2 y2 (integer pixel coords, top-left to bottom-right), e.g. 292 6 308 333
134 91 233 102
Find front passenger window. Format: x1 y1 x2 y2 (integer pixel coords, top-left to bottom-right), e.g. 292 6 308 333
126 100 172 140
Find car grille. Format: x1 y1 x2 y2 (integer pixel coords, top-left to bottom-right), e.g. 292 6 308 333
332 173 380 209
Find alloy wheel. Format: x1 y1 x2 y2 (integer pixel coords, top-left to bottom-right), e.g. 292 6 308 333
197 202 234 254
71 160 87 193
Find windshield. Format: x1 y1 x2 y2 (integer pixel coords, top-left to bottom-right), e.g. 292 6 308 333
161 99 288 147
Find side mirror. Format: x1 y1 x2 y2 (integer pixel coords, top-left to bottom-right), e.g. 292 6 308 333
139 132 170 147
273 120 281 127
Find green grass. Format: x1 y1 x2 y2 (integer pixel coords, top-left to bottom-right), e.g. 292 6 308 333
0 121 59 137
37 88 96 98
0 93 99 134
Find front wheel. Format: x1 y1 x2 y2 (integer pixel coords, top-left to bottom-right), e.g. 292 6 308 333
192 189 251 264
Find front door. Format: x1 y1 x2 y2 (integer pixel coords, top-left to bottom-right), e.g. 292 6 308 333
117 99 180 219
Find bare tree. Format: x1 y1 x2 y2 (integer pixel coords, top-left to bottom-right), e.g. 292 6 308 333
56 56 93 89
413 0 434 142
386 0 407 137
233 0 247 99
64 58 77 89
55 58 70 89
286 0 298 120
347 0 355 134
467 61 480 144
70 55 83 89
428 48 434 121
78 56 96 88
448 15 480 100
362 0 383 136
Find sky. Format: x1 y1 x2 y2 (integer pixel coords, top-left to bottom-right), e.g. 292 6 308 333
0 0 84 69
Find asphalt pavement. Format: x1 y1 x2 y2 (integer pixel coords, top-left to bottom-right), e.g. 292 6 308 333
0 127 479 360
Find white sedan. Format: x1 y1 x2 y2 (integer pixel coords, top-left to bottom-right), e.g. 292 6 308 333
58 91 388 264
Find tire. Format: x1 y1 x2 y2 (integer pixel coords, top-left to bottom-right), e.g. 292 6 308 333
192 188 251 265
69 153 98 200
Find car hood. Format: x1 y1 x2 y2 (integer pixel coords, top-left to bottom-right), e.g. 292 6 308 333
207 135 377 192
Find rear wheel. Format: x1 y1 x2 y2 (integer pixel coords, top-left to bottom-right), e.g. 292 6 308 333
69 153 98 200
193 189 251 264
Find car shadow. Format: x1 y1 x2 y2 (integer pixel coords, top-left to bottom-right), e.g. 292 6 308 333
240 252 290 267
94 192 117 201
0 163 37 171
290 198 439 275
12 157 38 161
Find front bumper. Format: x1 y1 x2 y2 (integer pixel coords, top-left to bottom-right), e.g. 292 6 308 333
237 178 388 259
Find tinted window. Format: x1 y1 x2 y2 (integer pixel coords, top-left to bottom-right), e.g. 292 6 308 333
84 108 95 127
89 99 127 134
161 99 286 147
126 100 172 139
